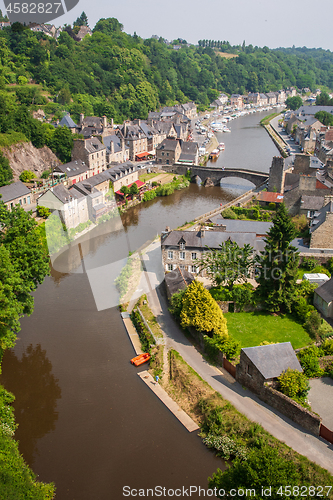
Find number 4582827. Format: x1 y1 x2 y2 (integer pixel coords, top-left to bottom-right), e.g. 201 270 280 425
6 3 62 14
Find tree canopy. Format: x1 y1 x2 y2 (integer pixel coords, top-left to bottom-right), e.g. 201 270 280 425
285 95 303 110
255 203 299 312
180 281 228 338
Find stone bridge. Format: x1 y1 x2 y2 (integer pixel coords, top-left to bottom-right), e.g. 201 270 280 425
174 166 269 188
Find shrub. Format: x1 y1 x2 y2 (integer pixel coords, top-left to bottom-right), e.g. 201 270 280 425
36 205 51 218
297 346 323 377
40 169 51 179
318 320 333 340
168 289 186 320
143 190 157 202
19 170 37 182
321 338 333 355
302 256 319 271
222 207 237 219
268 202 276 210
278 368 310 403
311 265 331 277
203 433 247 461
152 181 158 187
327 257 333 274
304 310 322 339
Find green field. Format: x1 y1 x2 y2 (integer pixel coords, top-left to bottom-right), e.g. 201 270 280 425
139 172 159 182
225 312 312 349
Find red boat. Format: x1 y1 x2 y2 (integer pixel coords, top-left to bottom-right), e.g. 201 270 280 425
131 353 151 367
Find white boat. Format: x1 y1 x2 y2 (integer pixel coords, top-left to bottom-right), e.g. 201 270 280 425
223 127 231 133
217 143 225 151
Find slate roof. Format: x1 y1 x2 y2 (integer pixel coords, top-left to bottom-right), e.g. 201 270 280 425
242 342 302 380
0 181 31 203
54 159 88 178
208 217 272 235
49 184 81 204
164 267 195 296
310 201 333 233
85 137 106 153
296 105 333 117
157 139 179 152
300 195 325 211
161 229 264 252
315 278 333 303
103 134 127 154
181 141 198 154
58 113 77 129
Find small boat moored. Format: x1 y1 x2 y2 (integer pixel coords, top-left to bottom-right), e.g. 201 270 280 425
217 143 225 151
209 149 220 160
131 353 151 367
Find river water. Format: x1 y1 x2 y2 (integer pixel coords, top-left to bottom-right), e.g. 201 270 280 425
0 109 279 499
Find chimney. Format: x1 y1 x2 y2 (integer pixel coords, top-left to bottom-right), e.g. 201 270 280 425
110 140 114 154
102 115 107 128
110 118 114 129
80 113 84 125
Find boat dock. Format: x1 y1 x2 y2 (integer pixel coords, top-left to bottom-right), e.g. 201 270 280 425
137 370 199 433
121 312 143 355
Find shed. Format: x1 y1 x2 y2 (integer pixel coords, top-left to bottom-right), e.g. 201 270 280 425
236 342 302 394
314 277 333 318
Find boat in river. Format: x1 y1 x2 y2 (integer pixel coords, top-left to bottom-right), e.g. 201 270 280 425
223 127 231 133
131 353 151 366
217 143 225 151
209 149 220 160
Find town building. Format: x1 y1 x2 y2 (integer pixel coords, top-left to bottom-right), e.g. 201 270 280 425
156 139 181 165
230 94 243 108
0 181 32 211
309 201 333 249
107 163 139 192
314 277 333 318
53 159 89 185
103 133 129 164
71 137 107 176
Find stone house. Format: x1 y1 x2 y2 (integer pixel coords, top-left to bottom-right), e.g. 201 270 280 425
314 278 333 318
53 159 90 185
156 139 181 165
181 102 197 119
161 227 266 275
118 121 148 161
71 137 107 176
210 99 224 111
152 121 178 141
230 94 243 108
266 92 277 105
103 133 129 164
219 93 228 104
178 141 199 165
76 26 93 41
174 123 188 141
247 93 261 105
299 195 325 218
276 90 286 103
37 184 89 229
310 201 333 249
76 114 114 139
70 171 115 222
57 113 78 133
236 342 302 394
0 181 32 211
259 93 268 106
107 164 139 192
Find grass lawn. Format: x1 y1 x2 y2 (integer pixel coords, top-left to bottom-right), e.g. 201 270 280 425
139 172 159 182
225 311 312 349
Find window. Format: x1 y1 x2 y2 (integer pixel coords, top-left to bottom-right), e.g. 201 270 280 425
179 265 185 271
167 264 173 271
191 265 198 273
246 364 253 377
191 252 197 260
179 251 185 260
23 198 26 204
168 251 173 259
180 242 185 250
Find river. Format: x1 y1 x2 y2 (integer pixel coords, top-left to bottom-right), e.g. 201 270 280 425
0 109 280 499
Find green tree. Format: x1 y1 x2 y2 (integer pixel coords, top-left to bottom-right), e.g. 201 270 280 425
48 126 73 163
19 170 37 182
285 95 303 110
316 91 333 106
209 446 302 499
255 203 299 312
180 281 228 338
0 152 13 187
197 240 254 290
315 110 333 127
129 182 139 195
120 185 130 197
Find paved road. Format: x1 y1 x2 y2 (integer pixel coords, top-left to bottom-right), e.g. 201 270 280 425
309 378 333 429
138 250 333 473
270 114 301 155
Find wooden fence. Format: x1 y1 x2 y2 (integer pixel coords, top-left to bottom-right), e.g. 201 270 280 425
320 424 333 444
223 358 236 378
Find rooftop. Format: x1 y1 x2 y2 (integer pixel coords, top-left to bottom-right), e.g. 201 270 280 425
242 342 302 380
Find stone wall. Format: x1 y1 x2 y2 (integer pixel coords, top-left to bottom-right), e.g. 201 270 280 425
299 176 317 191
260 385 321 435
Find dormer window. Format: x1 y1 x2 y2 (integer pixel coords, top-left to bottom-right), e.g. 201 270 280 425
180 242 185 250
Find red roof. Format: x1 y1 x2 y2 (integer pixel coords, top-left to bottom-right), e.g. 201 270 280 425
135 151 149 159
115 180 145 195
256 191 284 203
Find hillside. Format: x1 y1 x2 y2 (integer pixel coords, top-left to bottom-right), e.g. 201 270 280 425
1 142 60 181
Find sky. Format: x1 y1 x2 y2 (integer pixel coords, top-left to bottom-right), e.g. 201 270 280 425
1 0 333 51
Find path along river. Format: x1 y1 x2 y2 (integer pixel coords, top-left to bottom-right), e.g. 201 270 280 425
0 109 279 499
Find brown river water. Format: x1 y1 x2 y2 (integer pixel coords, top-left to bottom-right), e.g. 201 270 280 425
0 110 279 499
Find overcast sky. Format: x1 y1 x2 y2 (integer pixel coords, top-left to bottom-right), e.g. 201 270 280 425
1 0 333 50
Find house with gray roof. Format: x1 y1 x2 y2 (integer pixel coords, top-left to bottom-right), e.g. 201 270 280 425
0 181 32 211
314 277 333 318
236 342 302 394
178 141 199 165
53 159 89 185
57 113 77 132
103 133 129 164
161 228 265 275
156 139 181 165
71 137 107 177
